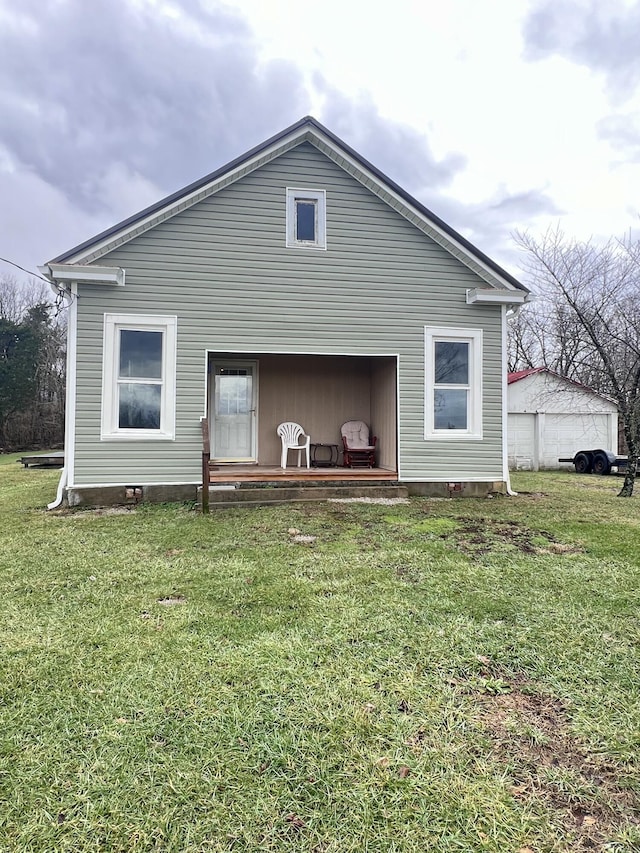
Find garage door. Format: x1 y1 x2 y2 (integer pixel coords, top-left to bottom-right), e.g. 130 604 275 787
542 414 612 469
508 413 535 469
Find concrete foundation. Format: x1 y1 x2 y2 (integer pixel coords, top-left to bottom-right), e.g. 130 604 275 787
65 484 198 507
62 479 507 508
405 481 507 498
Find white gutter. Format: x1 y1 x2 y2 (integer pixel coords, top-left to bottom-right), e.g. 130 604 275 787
466 288 528 306
39 263 125 286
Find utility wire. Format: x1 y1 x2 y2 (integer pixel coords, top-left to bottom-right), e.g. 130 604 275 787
0 256 72 315
0 256 52 285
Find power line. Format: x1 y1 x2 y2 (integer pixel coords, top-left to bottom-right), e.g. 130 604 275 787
0 256 52 285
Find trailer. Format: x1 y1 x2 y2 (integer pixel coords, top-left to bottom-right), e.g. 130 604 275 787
558 449 629 475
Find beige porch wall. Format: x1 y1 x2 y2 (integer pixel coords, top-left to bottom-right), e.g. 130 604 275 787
370 357 397 470
212 353 397 468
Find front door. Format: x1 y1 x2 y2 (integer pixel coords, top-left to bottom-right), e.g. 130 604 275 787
211 361 257 461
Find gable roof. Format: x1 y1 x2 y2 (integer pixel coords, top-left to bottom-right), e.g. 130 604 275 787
48 116 527 293
508 367 616 404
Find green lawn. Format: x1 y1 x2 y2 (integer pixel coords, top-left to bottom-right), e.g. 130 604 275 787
1 456 639 852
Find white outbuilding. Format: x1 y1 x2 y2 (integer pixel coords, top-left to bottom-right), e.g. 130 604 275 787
508 368 619 471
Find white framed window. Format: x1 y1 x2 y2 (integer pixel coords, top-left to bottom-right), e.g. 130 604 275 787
101 314 177 440
286 188 326 249
425 326 482 440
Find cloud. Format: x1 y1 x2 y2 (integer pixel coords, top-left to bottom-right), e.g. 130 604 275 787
427 187 563 273
311 85 558 269
315 84 466 194
598 112 640 159
522 0 640 99
0 0 553 281
0 0 309 215
0 158 114 277
0 0 311 275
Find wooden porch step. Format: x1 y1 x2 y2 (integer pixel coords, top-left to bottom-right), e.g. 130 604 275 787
208 465 397 484
199 483 409 508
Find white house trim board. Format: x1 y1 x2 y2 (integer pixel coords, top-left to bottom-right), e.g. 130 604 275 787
402 476 503 482
202 347 401 359
66 481 203 489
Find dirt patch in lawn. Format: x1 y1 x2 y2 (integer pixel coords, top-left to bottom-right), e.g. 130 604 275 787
51 506 137 518
444 517 582 558
471 674 639 850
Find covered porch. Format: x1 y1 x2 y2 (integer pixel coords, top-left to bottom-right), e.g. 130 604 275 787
205 351 398 474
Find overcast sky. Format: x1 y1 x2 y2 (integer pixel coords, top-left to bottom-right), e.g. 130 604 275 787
1 0 639 287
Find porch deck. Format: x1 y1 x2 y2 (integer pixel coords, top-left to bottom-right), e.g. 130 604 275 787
208 464 398 484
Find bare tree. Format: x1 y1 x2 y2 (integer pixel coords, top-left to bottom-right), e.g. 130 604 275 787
0 275 52 324
0 275 66 451
513 227 640 496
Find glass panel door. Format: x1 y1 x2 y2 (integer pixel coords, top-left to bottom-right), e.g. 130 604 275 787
211 361 256 460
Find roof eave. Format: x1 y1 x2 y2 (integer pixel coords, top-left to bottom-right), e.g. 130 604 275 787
40 262 125 286
467 288 528 306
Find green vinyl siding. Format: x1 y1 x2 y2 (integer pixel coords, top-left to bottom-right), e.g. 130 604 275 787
71 141 505 485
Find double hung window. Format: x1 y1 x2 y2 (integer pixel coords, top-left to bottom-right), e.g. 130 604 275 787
425 327 482 439
101 314 177 440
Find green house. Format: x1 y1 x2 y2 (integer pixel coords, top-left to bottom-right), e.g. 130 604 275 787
41 117 528 507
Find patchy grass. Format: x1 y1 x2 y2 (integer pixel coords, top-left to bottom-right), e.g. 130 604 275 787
1 457 639 851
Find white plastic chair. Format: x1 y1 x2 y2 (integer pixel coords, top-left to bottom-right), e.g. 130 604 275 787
277 422 311 469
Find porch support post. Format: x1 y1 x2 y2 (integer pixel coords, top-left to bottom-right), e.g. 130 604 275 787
201 417 210 514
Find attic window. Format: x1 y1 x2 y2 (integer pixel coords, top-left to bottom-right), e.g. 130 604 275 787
286 188 326 249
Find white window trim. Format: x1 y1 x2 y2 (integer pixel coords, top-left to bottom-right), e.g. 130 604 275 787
285 187 326 249
101 314 177 441
424 326 483 440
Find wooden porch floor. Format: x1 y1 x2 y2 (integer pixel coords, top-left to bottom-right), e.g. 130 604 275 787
208 465 398 483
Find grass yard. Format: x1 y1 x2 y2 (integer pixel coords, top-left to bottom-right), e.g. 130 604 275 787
1 456 639 852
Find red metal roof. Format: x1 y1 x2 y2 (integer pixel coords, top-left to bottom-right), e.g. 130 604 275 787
507 367 617 406
507 368 545 384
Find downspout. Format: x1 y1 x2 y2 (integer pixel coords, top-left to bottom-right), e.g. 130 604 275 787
503 304 517 496
48 466 68 511
46 278 77 509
